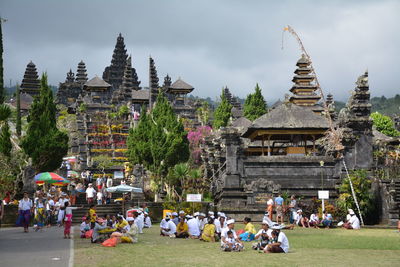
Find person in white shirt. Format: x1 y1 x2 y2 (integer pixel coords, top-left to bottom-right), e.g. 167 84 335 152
17 192 33 232
144 212 152 228
343 209 361 229
220 219 244 251
106 177 113 188
96 191 103 205
309 211 320 228
293 210 310 228
187 216 201 239
80 217 91 238
161 216 177 237
264 225 290 253
160 213 170 235
197 213 207 231
135 210 144 233
253 220 273 250
214 215 223 236
57 195 68 226
46 195 55 226
85 184 96 204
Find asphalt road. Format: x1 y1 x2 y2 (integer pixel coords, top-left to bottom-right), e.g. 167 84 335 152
0 226 73 267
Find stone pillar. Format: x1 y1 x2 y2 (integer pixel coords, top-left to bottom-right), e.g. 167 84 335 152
221 130 241 188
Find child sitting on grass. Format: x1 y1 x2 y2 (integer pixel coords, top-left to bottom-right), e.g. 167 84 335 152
224 231 244 252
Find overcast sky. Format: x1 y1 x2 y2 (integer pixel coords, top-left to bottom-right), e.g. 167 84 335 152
1 0 399 103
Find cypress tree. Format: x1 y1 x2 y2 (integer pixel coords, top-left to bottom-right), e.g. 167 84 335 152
0 19 4 104
0 120 11 157
213 88 232 129
21 73 68 172
16 84 21 137
243 83 267 121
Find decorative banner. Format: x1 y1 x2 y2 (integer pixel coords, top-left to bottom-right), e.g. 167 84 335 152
186 194 202 202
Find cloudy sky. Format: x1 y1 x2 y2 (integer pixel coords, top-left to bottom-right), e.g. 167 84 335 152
1 0 399 103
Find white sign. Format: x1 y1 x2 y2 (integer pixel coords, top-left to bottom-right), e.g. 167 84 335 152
186 194 202 202
114 171 124 179
318 190 329 199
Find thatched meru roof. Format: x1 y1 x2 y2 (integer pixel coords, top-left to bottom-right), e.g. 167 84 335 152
84 76 111 88
242 102 329 138
230 117 252 134
132 89 150 100
170 78 194 90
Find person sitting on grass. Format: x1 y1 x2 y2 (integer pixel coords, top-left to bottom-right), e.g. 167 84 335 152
176 217 189 238
294 210 310 228
144 212 152 228
201 218 216 242
264 224 289 253
161 216 177 237
80 217 91 238
115 216 128 232
239 217 257 241
309 211 320 228
111 217 138 243
342 209 360 230
92 218 108 243
221 219 244 252
252 220 272 250
321 210 333 228
160 212 170 235
187 215 201 239
223 230 244 252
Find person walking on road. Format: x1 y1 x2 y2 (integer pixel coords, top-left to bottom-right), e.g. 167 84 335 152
17 192 33 233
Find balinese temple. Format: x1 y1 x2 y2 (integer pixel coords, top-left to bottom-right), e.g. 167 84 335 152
111 56 141 105
224 86 242 118
20 61 40 96
149 56 159 108
102 33 129 90
165 78 197 121
82 76 112 107
201 56 373 220
289 54 324 114
76 61 88 84
56 67 84 107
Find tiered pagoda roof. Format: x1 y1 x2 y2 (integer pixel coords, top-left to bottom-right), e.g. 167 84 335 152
84 76 111 90
76 61 88 84
289 54 321 109
103 33 129 90
223 86 242 110
66 69 75 83
20 61 40 96
149 57 159 107
166 78 194 94
120 56 134 98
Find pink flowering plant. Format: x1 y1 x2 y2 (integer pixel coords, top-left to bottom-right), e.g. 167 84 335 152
187 126 212 165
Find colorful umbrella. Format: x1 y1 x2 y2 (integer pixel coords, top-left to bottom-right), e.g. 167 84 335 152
34 172 70 186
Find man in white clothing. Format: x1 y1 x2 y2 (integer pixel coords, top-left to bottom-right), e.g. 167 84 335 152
264 224 289 253
85 184 96 204
220 219 244 251
343 209 360 229
160 212 170 235
187 216 201 239
144 212 152 228
161 216 176 237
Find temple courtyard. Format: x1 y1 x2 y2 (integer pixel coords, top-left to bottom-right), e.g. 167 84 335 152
74 225 400 267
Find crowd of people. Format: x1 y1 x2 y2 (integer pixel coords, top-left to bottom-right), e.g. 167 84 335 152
7 190 367 253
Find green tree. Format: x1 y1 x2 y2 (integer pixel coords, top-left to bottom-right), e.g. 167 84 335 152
21 73 68 172
0 19 5 104
196 101 210 126
92 155 114 174
213 89 232 129
127 93 189 178
243 83 267 121
16 84 21 137
0 104 11 157
337 169 377 224
370 111 400 137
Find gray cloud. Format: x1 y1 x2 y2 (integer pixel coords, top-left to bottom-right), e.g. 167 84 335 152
1 0 399 103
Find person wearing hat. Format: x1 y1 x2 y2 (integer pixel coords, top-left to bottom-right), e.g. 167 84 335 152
144 212 152 228
136 210 145 234
120 217 139 243
187 215 201 239
220 219 244 251
252 220 272 250
197 213 207 231
343 209 360 230
264 224 289 253
161 216 177 237
172 212 179 226
160 213 171 235
293 209 310 228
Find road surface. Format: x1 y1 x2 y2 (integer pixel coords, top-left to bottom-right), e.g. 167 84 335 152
0 226 73 267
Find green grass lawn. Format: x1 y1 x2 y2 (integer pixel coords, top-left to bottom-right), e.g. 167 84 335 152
74 224 400 267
